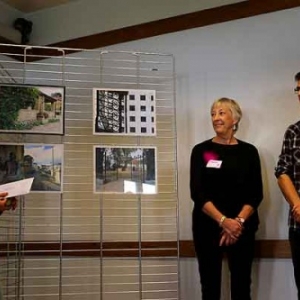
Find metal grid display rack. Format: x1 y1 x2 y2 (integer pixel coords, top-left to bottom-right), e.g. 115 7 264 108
0 43 179 300
0 205 21 299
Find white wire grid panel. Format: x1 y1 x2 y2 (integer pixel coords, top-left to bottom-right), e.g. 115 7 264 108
0 209 21 300
0 44 179 300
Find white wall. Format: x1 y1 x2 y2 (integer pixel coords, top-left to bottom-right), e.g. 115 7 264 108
0 1 21 26
24 0 243 45
0 1 22 43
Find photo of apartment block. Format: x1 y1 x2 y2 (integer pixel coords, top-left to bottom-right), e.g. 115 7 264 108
93 88 156 136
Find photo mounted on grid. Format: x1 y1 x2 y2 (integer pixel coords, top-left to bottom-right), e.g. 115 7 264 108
93 88 156 136
0 143 63 193
0 84 65 135
94 146 157 194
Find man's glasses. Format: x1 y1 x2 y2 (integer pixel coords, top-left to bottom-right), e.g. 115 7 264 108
294 87 300 93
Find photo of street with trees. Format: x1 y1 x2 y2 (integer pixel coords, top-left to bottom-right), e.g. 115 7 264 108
94 146 156 194
0 143 63 192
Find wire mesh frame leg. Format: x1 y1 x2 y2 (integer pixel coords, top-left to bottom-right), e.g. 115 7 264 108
58 48 66 300
99 51 104 300
99 194 103 300
133 53 143 300
17 49 29 300
12 46 28 300
18 47 30 300
17 47 28 295
59 192 63 300
17 195 25 300
172 55 181 300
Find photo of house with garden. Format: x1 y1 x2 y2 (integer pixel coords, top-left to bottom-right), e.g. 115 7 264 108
0 84 64 134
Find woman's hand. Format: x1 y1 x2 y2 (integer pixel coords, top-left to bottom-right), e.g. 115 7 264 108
219 231 237 246
220 218 243 239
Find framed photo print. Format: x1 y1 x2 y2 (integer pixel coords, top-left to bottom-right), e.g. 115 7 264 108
0 84 65 134
93 88 156 136
0 143 63 193
94 146 157 194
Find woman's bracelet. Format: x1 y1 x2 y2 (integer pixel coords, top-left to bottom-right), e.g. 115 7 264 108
219 215 226 227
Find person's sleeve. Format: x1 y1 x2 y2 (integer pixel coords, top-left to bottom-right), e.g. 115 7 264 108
275 128 294 179
189 145 207 207
246 146 263 209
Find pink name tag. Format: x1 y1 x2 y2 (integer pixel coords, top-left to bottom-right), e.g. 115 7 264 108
206 159 222 168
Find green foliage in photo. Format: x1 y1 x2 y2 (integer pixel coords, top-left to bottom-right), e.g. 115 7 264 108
0 86 40 129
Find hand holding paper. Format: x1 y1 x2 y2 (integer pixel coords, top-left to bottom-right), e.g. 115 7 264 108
0 178 34 198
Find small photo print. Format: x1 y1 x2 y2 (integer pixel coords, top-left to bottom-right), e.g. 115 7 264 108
0 84 64 134
93 88 156 136
94 146 157 194
0 143 63 193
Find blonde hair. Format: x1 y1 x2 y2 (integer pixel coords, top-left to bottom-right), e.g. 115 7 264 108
211 97 242 132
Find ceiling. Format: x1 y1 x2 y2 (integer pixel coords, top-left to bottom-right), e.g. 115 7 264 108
1 0 78 12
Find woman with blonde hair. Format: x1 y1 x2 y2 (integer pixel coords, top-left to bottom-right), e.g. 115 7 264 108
190 97 263 300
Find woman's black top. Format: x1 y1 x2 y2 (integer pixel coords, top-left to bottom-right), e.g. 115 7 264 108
190 138 263 231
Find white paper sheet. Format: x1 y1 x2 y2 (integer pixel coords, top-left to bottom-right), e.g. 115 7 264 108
0 178 34 198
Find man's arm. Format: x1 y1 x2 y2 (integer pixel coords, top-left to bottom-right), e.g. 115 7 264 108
275 127 300 216
278 174 300 207
278 174 300 222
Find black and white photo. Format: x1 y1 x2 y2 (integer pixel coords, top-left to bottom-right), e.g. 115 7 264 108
93 88 156 136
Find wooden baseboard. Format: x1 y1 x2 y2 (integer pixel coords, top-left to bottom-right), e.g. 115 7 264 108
0 240 291 258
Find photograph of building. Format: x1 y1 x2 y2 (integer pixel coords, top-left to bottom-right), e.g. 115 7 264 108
0 84 64 134
93 88 156 136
